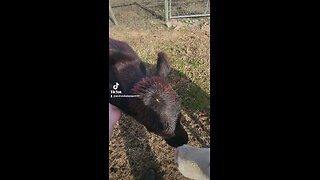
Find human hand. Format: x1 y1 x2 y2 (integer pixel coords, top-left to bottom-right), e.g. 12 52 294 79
109 103 121 141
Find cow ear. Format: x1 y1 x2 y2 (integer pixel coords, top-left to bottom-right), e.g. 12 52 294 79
155 52 171 77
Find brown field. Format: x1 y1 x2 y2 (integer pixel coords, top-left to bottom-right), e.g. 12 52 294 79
109 1 210 179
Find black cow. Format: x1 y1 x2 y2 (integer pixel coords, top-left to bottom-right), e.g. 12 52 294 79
109 38 188 147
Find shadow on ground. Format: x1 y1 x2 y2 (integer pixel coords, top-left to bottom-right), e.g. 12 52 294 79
111 62 210 180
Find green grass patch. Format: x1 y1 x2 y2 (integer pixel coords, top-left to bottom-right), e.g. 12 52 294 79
183 83 210 112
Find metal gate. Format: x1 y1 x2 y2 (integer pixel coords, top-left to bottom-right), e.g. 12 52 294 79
165 0 210 20
109 0 211 24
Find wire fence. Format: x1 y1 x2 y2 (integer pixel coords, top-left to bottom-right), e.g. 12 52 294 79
167 0 210 20
109 0 210 24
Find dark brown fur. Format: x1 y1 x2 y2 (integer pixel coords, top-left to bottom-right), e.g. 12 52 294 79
109 38 188 147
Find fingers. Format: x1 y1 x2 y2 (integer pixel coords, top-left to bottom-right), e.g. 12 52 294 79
109 103 119 111
109 103 121 124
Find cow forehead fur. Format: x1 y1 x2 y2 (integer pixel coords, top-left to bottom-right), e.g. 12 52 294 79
132 76 181 134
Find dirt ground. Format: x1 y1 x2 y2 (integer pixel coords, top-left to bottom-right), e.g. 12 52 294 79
109 1 210 179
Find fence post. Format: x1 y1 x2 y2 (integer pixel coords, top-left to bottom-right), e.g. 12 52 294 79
109 1 118 25
164 0 169 21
